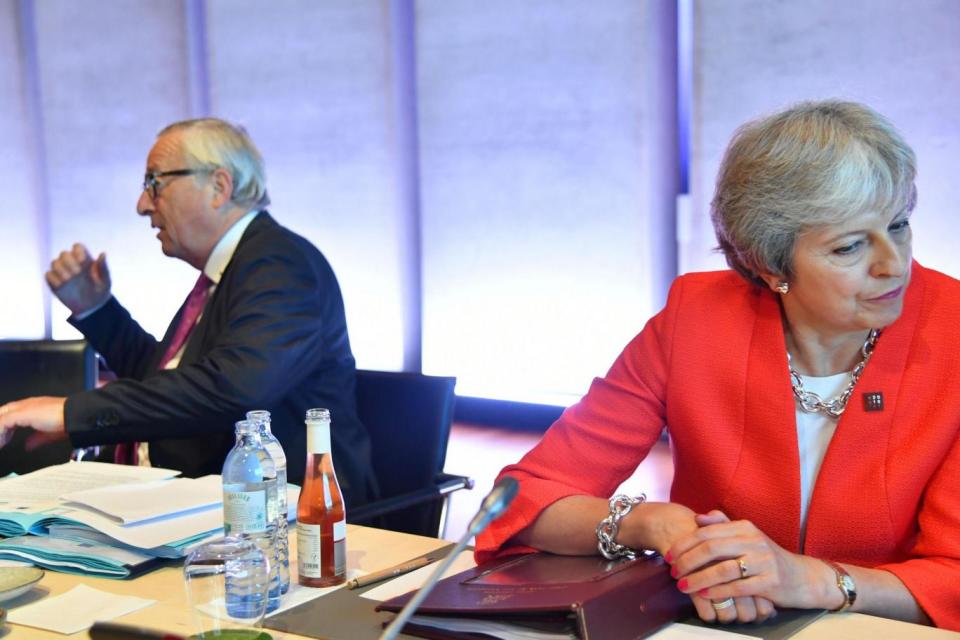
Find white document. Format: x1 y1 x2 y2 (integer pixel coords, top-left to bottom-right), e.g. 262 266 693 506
648 623 754 638
2 482 299 552
0 534 153 565
407 615 575 640
61 475 222 524
7 583 156 634
252 567 363 618
360 550 477 602
66 483 299 550
0 461 180 507
42 501 224 550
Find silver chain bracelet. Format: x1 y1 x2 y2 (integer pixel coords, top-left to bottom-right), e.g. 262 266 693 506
596 493 646 560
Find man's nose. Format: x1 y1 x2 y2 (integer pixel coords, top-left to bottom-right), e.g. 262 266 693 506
136 190 153 216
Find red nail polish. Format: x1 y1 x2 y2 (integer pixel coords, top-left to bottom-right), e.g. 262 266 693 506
698 588 710 597
670 566 678 578
664 551 673 563
678 579 688 590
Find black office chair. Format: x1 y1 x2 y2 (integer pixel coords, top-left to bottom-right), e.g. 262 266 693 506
0 339 98 475
347 370 473 537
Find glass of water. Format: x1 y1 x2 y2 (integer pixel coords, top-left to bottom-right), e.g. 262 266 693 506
183 536 272 639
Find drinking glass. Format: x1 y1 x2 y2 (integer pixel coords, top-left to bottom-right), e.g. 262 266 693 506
183 536 272 640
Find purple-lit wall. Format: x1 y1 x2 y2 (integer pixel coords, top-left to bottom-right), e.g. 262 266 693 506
416 0 678 404
1 0 958 407
682 0 960 277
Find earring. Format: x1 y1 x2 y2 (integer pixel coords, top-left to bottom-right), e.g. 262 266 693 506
775 281 789 295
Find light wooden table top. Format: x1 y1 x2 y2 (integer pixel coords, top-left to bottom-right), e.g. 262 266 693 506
2 525 956 639
4 525 447 639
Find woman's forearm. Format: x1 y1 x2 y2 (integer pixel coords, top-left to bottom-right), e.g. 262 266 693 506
513 495 699 556
845 564 930 625
513 495 611 555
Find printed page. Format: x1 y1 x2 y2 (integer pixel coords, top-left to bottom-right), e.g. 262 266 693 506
42 484 300 551
48 501 224 549
61 475 222 524
0 461 179 508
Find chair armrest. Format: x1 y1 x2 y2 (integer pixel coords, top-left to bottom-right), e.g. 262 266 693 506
347 473 474 524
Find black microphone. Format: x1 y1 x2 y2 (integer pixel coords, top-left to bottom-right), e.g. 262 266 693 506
379 477 520 640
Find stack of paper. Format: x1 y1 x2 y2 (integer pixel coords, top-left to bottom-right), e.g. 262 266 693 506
0 462 179 536
0 461 299 579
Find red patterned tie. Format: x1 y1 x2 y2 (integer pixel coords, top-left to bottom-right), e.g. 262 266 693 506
115 273 212 465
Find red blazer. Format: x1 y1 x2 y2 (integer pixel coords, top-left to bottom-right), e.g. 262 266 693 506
476 262 960 629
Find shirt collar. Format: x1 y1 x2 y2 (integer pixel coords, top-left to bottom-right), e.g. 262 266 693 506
203 210 260 284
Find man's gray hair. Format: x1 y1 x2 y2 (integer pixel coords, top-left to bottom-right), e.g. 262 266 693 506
160 118 270 211
711 100 916 286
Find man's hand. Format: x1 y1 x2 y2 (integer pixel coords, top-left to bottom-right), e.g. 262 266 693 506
46 244 111 316
0 397 68 449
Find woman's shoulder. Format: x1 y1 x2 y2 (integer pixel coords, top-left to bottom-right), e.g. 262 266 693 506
914 261 960 291
912 262 960 313
673 269 748 290
667 269 759 308
656 270 768 335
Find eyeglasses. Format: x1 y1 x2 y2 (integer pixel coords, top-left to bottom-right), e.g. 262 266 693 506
142 168 207 200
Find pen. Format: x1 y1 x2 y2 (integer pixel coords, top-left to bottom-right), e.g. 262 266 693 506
347 556 433 590
89 622 186 640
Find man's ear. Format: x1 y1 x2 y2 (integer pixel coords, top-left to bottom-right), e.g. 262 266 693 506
209 167 234 210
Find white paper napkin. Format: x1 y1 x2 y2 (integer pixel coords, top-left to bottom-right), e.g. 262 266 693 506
360 550 477 602
240 567 361 618
648 623 754 638
7 583 156 634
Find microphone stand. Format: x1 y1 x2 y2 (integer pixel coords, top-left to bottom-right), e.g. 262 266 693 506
379 477 519 640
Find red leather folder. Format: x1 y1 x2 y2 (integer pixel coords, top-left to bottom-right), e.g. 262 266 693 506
376 552 693 640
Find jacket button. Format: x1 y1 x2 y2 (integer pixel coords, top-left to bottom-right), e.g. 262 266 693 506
96 410 120 428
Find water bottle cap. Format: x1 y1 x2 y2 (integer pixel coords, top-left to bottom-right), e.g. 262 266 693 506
234 419 258 435
305 408 330 422
246 410 272 426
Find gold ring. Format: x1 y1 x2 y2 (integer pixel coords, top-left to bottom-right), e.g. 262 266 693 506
711 597 735 611
738 558 748 579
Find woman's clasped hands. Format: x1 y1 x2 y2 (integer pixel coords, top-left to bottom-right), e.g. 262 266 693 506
666 510 832 624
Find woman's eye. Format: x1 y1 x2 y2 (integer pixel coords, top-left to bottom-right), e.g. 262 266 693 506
833 241 863 255
889 219 911 233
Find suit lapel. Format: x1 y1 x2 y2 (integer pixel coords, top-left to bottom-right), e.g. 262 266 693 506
177 212 275 367
804 264 924 558
152 302 188 370
725 288 804 551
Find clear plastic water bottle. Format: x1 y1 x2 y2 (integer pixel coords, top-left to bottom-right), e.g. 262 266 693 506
221 419 281 613
247 409 290 594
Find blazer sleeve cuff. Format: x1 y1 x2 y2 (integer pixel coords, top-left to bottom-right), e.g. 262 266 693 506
64 391 123 448
474 474 590 565
877 558 960 630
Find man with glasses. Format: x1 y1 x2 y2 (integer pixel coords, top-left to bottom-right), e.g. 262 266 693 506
0 118 378 507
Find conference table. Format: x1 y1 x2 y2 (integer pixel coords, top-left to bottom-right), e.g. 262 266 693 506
3 525 957 639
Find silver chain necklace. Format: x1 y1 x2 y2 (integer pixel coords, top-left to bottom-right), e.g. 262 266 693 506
789 329 880 419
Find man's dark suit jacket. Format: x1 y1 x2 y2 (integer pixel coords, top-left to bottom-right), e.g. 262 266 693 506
64 212 377 507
